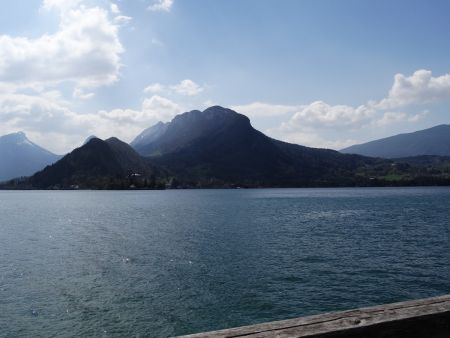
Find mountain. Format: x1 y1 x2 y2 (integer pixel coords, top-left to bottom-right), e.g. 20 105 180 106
341 125 450 158
2 107 450 190
131 106 381 187
0 132 61 182
131 122 169 153
22 137 165 189
83 135 99 145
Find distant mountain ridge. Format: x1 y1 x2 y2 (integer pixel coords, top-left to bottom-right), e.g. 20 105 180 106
0 132 61 182
341 125 450 158
4 107 450 189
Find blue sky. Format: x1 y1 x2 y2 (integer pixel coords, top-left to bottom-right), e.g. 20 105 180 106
0 0 450 153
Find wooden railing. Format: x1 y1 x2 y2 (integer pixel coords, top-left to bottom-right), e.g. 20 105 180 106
175 294 450 337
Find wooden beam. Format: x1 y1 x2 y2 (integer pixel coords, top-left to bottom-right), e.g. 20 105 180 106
175 294 450 338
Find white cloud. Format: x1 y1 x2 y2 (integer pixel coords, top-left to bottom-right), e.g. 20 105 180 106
110 3 120 14
202 99 216 109
97 95 181 125
409 110 429 122
231 102 299 117
0 92 77 137
375 111 409 126
108 2 132 25
0 3 123 90
267 124 357 150
378 69 450 109
144 79 204 96
288 101 375 129
261 101 374 149
376 110 429 126
73 88 95 100
144 83 165 94
289 70 450 130
171 79 204 96
148 0 174 12
113 15 132 25
42 0 81 12
142 95 181 121
265 100 421 149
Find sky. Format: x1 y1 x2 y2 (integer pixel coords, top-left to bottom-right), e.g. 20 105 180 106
1 0 450 154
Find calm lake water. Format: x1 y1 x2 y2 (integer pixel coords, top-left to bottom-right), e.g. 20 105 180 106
1 187 450 337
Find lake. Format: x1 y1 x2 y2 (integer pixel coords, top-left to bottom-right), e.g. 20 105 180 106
1 187 450 337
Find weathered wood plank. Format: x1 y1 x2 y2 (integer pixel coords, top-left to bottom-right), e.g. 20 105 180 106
175 294 450 338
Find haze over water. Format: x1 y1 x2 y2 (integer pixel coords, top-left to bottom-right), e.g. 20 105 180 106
1 187 450 337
